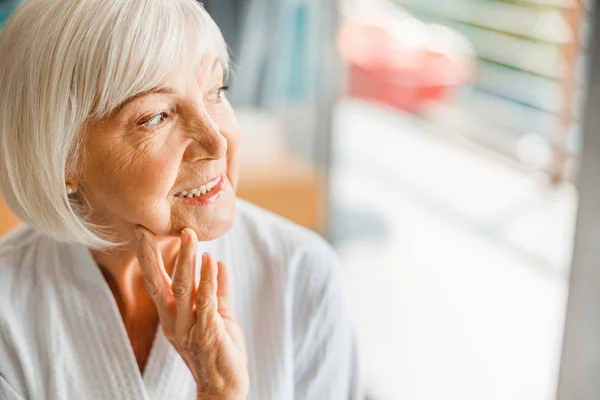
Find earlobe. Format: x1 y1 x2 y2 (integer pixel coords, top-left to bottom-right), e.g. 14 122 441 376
66 183 78 195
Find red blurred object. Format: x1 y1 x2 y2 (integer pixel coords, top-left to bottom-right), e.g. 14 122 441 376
338 15 476 113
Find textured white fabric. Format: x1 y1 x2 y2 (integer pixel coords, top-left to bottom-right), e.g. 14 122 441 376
0 199 361 400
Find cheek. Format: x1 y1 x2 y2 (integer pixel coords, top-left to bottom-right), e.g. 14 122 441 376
219 108 242 187
117 150 178 198
85 138 183 223
130 156 179 197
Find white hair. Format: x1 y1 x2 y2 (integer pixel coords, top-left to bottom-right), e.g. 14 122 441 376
0 0 229 248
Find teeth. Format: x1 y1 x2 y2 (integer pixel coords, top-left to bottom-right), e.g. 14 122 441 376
176 177 221 198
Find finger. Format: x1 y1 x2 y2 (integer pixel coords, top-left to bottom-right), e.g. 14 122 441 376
216 261 232 317
135 226 173 323
172 228 198 339
195 252 218 326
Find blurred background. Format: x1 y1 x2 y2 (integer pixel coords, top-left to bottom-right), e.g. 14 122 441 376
0 0 593 399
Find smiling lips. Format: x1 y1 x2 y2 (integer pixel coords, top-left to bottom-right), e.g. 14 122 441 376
175 176 222 198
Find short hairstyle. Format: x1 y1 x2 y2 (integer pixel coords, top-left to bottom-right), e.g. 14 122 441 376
0 0 229 248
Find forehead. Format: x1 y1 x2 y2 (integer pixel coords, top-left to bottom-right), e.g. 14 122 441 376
135 56 222 101
164 54 224 88
196 55 224 81
107 56 225 116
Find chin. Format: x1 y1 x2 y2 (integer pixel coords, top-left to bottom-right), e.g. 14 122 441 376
168 194 237 241
192 211 236 241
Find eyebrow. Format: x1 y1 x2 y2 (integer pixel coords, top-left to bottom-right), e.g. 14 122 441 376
114 61 223 113
209 59 220 73
115 87 176 112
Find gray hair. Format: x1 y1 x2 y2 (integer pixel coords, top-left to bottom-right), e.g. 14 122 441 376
0 0 229 248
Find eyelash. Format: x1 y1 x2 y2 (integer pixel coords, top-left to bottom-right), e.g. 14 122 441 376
139 86 229 128
208 85 229 102
141 112 169 128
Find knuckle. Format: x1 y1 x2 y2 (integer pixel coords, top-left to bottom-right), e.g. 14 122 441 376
206 312 220 328
171 283 189 299
201 273 212 284
195 296 213 312
143 277 160 295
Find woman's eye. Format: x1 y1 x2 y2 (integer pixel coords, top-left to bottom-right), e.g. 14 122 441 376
208 86 228 102
141 112 166 127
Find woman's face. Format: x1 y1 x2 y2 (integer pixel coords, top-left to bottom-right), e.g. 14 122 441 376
80 56 241 243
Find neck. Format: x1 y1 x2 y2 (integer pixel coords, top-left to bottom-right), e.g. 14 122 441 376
91 237 181 299
90 236 181 371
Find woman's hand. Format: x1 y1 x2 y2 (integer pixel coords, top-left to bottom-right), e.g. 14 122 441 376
135 226 249 400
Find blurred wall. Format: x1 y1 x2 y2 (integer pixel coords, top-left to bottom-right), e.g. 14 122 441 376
0 198 19 235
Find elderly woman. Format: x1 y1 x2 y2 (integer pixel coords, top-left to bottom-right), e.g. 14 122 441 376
0 0 361 399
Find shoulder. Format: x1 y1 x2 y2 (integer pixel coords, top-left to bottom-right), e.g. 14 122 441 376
0 226 48 322
0 224 41 257
232 199 343 301
233 198 339 270
0 225 59 320
0 226 45 376
0 224 43 280
231 199 349 332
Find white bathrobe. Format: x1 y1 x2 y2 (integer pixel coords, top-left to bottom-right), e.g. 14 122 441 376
0 200 361 400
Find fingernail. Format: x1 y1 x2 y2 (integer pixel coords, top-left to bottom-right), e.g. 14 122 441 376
202 252 208 264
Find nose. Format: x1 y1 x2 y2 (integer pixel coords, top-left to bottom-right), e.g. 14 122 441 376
183 107 228 162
